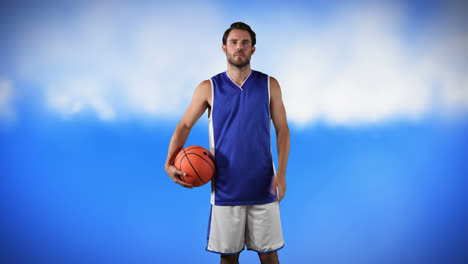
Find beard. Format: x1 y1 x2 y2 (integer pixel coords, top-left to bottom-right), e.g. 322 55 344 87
227 53 251 68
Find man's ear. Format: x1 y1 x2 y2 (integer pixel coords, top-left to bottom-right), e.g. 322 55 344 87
222 45 227 54
251 46 256 55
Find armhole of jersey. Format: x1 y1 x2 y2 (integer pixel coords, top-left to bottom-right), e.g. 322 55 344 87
209 78 216 205
268 76 277 177
268 76 271 116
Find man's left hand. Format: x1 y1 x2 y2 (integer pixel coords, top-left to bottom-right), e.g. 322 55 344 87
270 176 286 203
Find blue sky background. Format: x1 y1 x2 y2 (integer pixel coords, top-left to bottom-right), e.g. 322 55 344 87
1 0 467 263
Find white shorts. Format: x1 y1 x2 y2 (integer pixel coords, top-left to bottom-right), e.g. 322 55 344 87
206 202 284 255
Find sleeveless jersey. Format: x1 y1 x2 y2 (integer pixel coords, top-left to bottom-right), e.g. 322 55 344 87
208 70 277 206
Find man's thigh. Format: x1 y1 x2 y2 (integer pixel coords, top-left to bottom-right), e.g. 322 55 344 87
245 202 284 253
207 205 247 254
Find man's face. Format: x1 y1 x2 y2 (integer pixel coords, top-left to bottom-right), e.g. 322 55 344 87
223 29 255 68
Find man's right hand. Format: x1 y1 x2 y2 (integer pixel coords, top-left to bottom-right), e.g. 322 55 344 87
165 165 193 189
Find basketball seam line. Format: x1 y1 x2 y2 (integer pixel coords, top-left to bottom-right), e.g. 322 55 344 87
186 153 215 176
182 148 206 184
182 146 215 168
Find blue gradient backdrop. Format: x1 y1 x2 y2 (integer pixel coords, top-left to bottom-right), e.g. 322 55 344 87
1 1 467 263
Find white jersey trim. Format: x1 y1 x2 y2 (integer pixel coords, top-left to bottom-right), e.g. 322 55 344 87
209 78 216 205
268 76 277 196
225 70 252 91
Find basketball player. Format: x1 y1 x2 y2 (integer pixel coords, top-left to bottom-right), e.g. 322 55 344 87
165 22 290 264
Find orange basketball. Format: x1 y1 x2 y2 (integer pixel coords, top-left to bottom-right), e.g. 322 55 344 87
174 145 215 187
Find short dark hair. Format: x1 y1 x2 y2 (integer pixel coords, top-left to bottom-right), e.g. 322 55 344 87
222 22 256 47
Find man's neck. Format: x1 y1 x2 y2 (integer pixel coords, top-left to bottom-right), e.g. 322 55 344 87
226 64 251 87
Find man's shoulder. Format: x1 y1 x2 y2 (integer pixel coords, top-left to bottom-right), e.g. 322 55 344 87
254 70 279 86
195 80 212 95
252 70 276 81
211 71 226 80
252 69 267 77
199 79 211 86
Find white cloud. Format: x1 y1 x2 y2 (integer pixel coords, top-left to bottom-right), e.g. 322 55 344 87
425 26 468 115
276 4 468 126
16 2 226 121
10 2 468 126
0 79 15 122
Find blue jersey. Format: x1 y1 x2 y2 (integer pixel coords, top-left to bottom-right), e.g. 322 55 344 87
208 70 277 206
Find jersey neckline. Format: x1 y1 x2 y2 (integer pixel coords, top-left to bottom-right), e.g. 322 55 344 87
224 70 253 91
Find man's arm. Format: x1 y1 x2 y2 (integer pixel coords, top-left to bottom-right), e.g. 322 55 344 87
269 77 290 202
165 80 211 188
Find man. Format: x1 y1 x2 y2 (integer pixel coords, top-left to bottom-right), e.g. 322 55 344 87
165 22 290 264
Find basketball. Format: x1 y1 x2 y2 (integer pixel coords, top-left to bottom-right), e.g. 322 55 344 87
174 145 216 187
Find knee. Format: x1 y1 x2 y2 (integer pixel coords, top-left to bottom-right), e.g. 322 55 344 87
258 251 279 264
220 253 239 264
